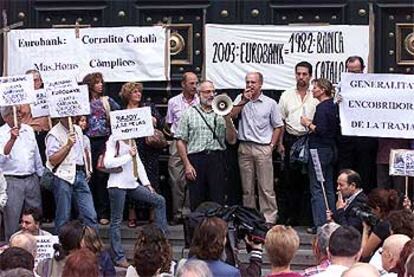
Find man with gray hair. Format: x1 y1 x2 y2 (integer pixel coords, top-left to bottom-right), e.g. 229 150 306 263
176 259 213 277
301 222 341 276
0 106 44 240
176 80 237 210
9 232 37 258
381 234 411 276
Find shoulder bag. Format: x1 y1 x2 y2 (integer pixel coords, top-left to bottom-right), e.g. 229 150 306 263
96 140 123 174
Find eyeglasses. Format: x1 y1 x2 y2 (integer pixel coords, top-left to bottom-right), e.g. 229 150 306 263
199 89 216 95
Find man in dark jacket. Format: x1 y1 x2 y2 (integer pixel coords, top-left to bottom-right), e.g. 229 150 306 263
328 169 368 233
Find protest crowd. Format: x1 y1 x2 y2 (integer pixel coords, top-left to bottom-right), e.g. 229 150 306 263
0 53 414 277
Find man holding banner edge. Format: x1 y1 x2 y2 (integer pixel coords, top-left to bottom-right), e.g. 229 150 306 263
337 56 378 193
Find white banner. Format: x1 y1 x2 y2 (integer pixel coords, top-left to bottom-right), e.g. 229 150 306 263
110 107 154 141
7 26 169 82
30 89 49 118
0 74 35 106
46 84 90 118
339 73 414 139
7 29 86 80
205 24 369 90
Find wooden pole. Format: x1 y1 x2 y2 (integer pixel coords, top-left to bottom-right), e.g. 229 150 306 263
2 10 8 76
129 139 138 179
1 10 23 76
67 116 73 133
320 181 330 211
12 105 17 127
48 117 53 130
406 176 409 198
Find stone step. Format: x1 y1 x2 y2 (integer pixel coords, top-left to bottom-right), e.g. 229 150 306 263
43 223 317 272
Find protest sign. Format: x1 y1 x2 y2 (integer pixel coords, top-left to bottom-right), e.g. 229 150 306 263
7 26 169 82
339 73 414 139
0 74 35 106
46 84 90 118
389 149 414 177
310 149 325 183
7 28 86 80
205 24 369 90
35 235 59 264
110 107 154 141
30 89 49 118
78 26 169 82
44 78 79 91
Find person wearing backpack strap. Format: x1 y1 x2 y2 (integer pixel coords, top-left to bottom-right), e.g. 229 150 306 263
175 80 237 211
278 62 318 227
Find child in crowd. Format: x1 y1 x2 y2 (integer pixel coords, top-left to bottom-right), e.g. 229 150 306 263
74 115 93 181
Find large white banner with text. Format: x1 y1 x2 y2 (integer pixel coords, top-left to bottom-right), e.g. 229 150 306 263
7 26 169 82
205 24 369 90
339 73 414 139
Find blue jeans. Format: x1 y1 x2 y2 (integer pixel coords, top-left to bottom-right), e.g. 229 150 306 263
52 170 98 233
308 147 336 227
109 186 167 263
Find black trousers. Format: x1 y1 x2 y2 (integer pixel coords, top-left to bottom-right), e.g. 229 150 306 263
280 132 312 225
90 136 110 220
337 136 378 192
187 150 227 211
36 131 55 221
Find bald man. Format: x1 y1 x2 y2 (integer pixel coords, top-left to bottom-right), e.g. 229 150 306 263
167 72 199 223
9 232 37 258
381 234 411 276
342 263 380 277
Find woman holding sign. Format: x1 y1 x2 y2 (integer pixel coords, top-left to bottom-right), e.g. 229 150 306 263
119 82 166 228
103 129 168 268
301 78 339 233
83 72 120 226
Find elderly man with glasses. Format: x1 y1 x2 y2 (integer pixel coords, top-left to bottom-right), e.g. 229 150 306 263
175 80 237 211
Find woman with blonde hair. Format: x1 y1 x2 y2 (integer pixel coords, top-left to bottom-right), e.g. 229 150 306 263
119 82 166 228
103 93 167 267
301 78 339 233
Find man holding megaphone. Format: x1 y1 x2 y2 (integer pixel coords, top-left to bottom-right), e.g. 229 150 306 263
175 81 237 211
231 72 284 226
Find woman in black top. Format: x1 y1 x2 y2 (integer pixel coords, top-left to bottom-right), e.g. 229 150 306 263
361 188 400 259
301 78 339 230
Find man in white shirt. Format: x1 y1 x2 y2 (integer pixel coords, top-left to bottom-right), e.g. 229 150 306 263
10 208 52 240
45 117 97 233
278 61 319 226
0 106 44 240
314 226 362 277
